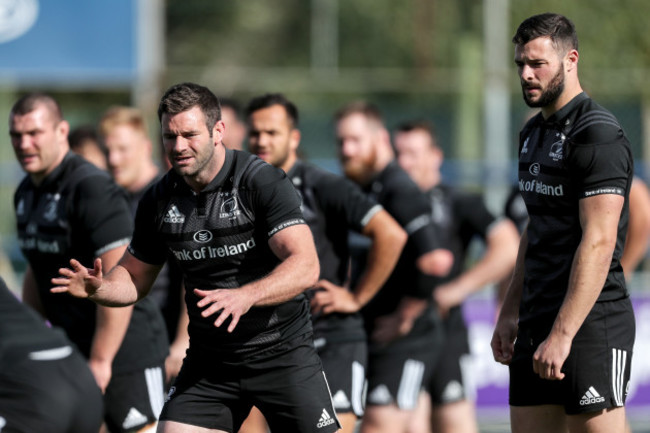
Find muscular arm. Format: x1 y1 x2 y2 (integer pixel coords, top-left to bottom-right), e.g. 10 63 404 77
491 228 527 365
89 245 134 391
194 223 320 332
621 177 650 280
435 219 520 313
52 249 163 307
533 193 624 380
312 209 407 315
351 210 407 306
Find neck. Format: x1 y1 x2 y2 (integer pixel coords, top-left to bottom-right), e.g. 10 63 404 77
185 145 226 193
542 82 583 119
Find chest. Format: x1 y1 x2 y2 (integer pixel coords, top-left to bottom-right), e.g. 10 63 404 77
16 189 70 255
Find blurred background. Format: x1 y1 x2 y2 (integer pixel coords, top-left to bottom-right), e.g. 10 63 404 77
1 0 650 430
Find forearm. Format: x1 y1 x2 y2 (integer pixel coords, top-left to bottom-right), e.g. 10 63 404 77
244 251 319 307
499 230 527 320
90 305 133 364
90 264 141 306
353 216 406 306
551 239 614 341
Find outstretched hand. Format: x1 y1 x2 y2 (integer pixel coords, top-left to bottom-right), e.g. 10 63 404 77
51 258 103 299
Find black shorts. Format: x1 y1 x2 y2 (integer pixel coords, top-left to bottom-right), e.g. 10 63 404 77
425 311 473 405
104 364 166 433
0 345 103 433
366 326 442 410
510 298 635 415
317 339 367 417
161 333 341 433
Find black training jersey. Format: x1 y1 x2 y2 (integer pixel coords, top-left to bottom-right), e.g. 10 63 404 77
427 184 498 324
517 93 633 327
428 184 497 282
128 149 311 362
504 184 529 235
14 152 168 373
0 276 70 365
350 161 442 334
127 175 184 341
287 160 382 343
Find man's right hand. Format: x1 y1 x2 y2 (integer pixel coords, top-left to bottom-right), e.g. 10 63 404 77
51 258 104 299
491 313 518 365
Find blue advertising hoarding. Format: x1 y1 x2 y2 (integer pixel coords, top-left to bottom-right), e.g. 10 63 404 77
0 0 137 86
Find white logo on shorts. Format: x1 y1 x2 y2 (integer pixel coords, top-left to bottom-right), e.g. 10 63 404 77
316 408 335 428
579 386 605 406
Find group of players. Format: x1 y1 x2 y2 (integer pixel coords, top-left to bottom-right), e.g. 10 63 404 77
0 12 644 433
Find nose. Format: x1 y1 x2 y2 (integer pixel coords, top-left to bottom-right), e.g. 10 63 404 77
520 64 534 81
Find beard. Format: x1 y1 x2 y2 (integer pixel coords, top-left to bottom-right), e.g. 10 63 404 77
341 152 376 186
522 65 565 108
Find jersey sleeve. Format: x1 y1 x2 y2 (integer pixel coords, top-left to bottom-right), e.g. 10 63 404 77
455 192 498 240
315 174 382 232
249 164 307 238
569 122 632 199
71 174 133 257
128 188 168 265
386 183 440 256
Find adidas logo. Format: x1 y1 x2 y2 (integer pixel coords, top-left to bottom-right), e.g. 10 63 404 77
316 408 335 428
122 407 148 430
579 386 605 406
332 390 351 409
164 205 185 223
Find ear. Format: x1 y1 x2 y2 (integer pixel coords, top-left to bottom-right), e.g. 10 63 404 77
565 48 579 72
290 128 301 151
58 120 70 142
213 120 225 145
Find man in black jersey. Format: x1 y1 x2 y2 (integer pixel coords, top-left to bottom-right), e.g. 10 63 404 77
393 121 520 433
333 101 453 433
98 106 188 384
0 276 103 433
491 13 635 433
53 82 341 433
10 93 168 433
243 93 407 433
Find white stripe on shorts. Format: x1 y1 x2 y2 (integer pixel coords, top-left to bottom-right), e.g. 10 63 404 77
145 366 165 417
351 360 366 417
612 348 627 406
397 359 425 410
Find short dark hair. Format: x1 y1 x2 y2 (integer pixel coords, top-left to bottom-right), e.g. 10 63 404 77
395 120 437 140
244 93 299 128
512 13 578 54
157 82 221 133
69 125 105 151
11 93 63 123
333 101 384 127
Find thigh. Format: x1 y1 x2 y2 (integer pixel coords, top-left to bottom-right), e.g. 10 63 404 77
511 299 635 415
160 356 251 432
366 332 439 411
246 334 341 433
105 364 166 433
510 405 567 433
563 299 635 415
318 340 367 417
426 325 472 405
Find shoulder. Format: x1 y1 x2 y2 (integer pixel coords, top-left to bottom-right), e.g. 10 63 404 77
568 98 625 145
